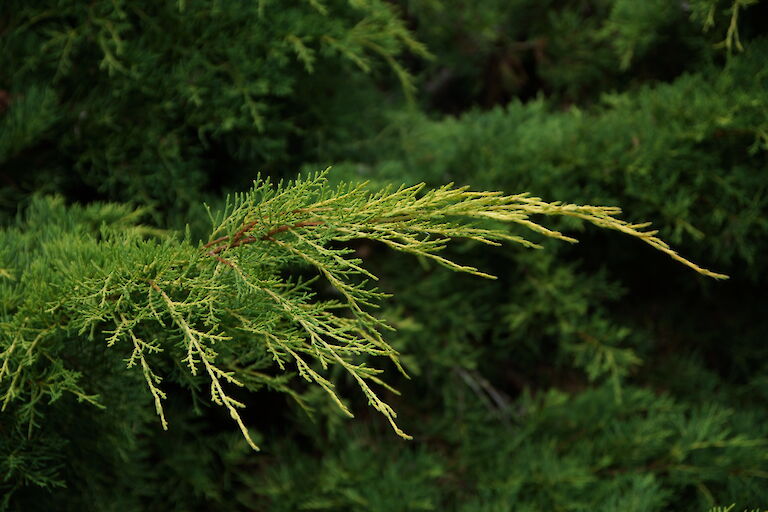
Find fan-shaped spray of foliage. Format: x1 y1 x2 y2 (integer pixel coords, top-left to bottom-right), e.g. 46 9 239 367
0 170 724 452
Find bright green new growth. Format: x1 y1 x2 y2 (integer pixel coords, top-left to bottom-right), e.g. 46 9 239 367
0 170 724 451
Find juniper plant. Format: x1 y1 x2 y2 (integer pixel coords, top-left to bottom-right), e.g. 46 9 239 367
0 170 724 455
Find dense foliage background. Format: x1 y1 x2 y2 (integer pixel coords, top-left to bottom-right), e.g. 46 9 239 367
1 0 767 510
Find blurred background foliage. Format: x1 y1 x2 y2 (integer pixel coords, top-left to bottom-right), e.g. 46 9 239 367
1 0 767 510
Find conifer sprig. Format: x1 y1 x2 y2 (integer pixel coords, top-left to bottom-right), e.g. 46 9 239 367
0 171 725 450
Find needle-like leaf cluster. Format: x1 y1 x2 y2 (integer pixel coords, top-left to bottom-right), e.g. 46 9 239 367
0 171 722 468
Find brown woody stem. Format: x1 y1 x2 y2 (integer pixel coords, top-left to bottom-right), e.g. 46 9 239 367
203 218 325 258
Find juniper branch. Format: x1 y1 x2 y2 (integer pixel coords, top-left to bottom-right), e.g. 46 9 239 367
0 170 726 450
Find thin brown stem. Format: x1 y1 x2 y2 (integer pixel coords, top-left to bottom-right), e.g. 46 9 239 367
202 236 229 249
204 219 326 257
230 220 259 246
260 220 324 240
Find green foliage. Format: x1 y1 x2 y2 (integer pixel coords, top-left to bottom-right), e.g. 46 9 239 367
1 0 767 509
335 38 768 271
0 0 426 219
252 386 768 510
709 507 765 512
1 171 724 507
324 36 767 437
397 0 766 108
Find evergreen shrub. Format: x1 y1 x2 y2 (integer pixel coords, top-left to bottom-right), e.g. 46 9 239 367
1 0 767 510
